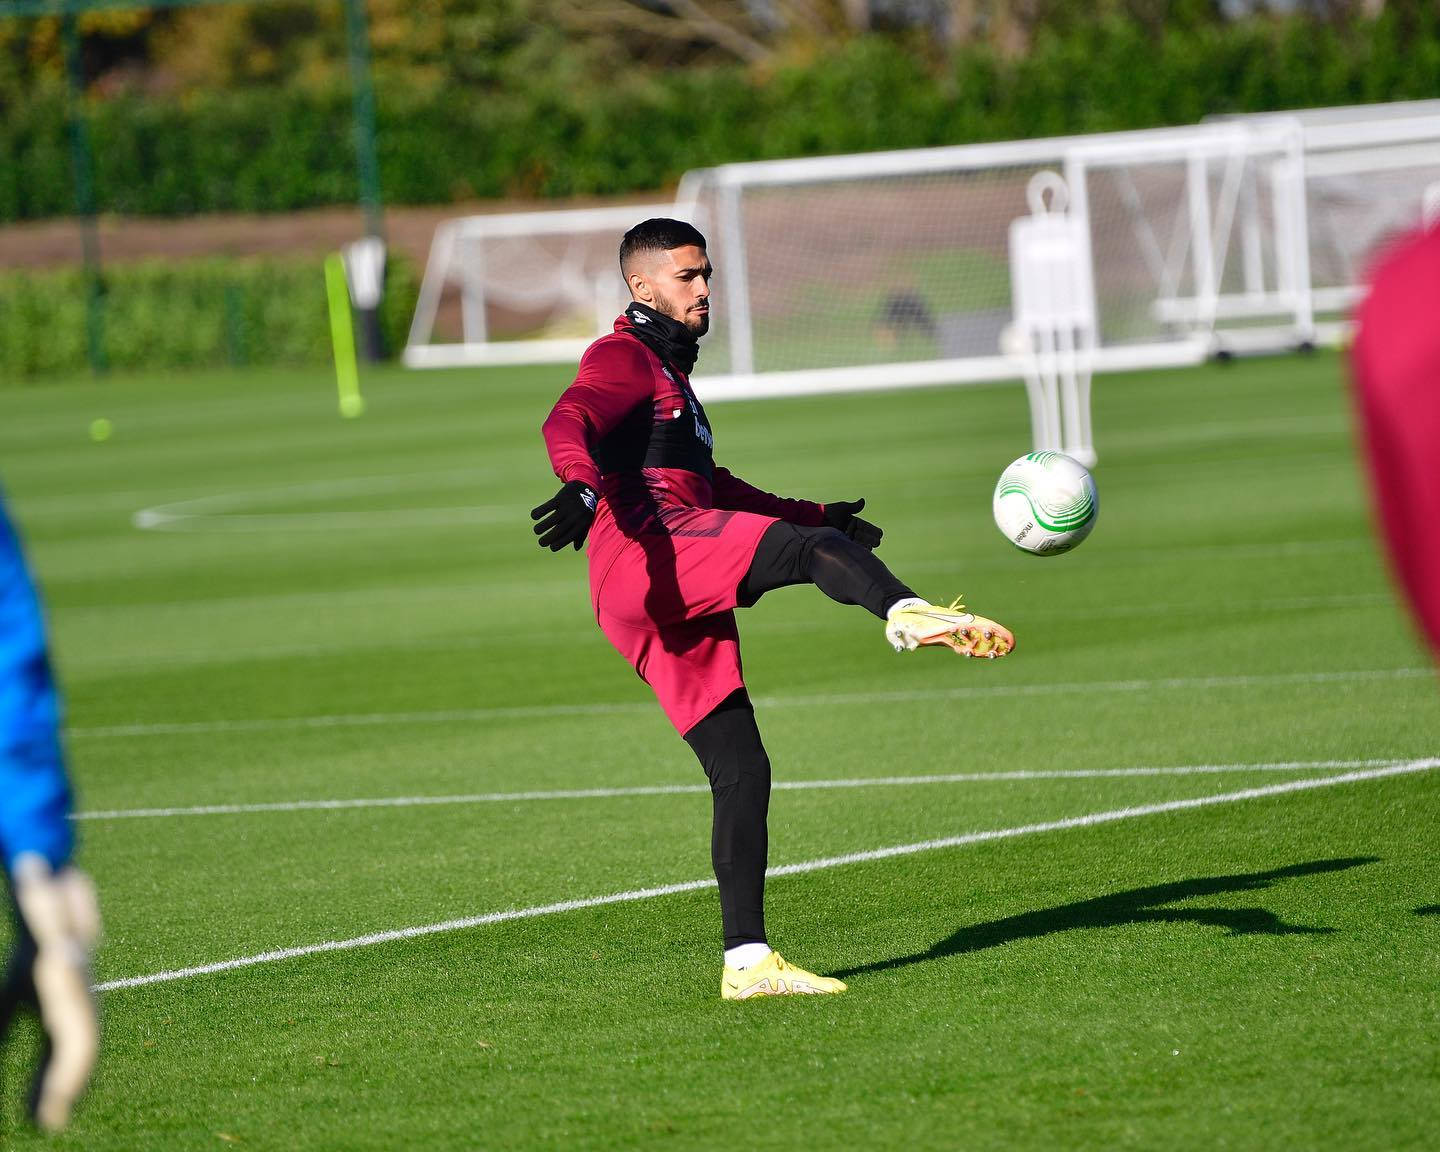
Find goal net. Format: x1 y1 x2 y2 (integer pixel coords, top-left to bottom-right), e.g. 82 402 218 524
403 203 676 368
676 121 1326 398
403 103 1440 407
1239 101 1440 333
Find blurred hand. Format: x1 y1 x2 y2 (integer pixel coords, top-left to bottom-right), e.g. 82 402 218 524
9 854 101 1132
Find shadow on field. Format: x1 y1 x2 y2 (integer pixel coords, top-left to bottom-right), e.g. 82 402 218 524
833 857 1378 980
1415 905 1440 916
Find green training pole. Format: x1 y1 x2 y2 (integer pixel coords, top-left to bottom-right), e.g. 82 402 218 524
342 0 383 242
62 10 106 375
324 253 365 418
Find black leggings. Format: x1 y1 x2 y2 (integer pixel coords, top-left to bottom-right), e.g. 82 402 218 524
738 522 914 619
684 689 771 950
684 524 915 949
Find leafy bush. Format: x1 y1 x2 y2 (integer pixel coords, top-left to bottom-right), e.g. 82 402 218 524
1 16 1438 222
0 253 418 380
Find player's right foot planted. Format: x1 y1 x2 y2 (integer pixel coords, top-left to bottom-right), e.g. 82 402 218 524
886 596 1015 659
720 951 847 1000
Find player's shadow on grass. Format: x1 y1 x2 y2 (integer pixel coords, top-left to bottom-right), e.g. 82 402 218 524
1415 905 1440 916
833 857 1378 980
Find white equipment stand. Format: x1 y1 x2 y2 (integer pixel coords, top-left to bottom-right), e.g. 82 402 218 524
342 235 387 363
1006 172 1098 468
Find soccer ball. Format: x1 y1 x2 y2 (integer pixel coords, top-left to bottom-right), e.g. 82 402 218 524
993 451 1098 555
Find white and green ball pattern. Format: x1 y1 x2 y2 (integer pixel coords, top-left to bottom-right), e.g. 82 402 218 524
993 451 1098 555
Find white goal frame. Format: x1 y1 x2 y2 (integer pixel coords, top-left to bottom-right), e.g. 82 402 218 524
403 103 1440 414
403 203 679 369
674 120 1314 399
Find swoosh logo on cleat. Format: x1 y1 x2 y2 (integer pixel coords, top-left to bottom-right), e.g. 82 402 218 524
912 612 974 626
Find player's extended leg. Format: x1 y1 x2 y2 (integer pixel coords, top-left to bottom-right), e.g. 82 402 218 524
739 522 1014 658
738 521 913 615
684 690 845 999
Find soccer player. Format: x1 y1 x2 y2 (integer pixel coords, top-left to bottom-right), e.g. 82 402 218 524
1350 222 1440 659
532 218 1014 999
0 489 100 1130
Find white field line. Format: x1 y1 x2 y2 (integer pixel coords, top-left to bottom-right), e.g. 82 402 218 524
71 758 1422 821
94 759 1438 993
65 666 1433 740
131 469 497 533
133 508 515 533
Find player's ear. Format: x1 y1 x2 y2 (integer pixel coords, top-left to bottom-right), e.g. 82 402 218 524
628 270 653 304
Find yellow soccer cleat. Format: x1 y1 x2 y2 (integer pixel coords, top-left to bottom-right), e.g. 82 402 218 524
886 596 1015 659
720 951 847 1000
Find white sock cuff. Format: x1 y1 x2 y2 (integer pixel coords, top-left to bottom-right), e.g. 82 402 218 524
724 942 772 970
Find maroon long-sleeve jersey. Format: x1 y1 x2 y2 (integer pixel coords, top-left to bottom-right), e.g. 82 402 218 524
542 315 825 566
541 315 827 733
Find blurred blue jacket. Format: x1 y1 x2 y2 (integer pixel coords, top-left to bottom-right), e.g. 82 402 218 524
0 489 72 874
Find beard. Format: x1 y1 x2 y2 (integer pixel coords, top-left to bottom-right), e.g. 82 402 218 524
654 291 709 338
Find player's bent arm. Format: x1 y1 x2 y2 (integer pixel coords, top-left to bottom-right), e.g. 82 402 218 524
710 465 826 525
535 339 653 551
710 472 884 548
541 339 656 490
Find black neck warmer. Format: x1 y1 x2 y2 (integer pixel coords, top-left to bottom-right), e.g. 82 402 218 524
624 301 700 376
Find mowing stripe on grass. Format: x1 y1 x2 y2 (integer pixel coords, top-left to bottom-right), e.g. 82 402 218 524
67 667 1433 739
57 590 1403 680
93 759 1438 993
71 758 1420 821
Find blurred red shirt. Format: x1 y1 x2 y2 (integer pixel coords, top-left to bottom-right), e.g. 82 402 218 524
1350 224 1440 657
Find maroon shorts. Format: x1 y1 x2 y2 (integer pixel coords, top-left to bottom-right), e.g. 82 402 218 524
589 507 778 735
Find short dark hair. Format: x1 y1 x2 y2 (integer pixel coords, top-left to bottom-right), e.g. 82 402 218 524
619 218 707 275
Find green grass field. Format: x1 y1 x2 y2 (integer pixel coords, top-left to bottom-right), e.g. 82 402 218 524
0 351 1437 1149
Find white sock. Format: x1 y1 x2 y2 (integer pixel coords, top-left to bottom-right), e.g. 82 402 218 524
885 596 927 617
724 942 772 970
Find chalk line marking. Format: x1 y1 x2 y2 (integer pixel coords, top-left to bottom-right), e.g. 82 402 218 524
68 666 1432 739
133 507 514 534
71 758 1421 821
131 468 508 533
94 759 1438 993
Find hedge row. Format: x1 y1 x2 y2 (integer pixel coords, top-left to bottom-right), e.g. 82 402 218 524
0 255 418 379
3 15 1438 220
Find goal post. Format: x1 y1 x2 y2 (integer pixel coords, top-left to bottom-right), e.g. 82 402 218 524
1063 118 1314 359
676 121 1305 398
402 203 679 369
402 102 1440 460
1252 102 1440 338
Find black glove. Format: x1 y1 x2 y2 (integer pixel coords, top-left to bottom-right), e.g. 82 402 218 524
823 498 883 549
531 480 598 551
